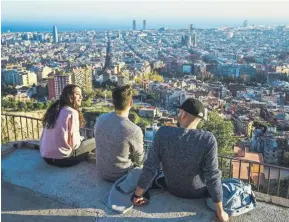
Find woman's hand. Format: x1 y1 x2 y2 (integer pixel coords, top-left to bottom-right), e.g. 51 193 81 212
59 147 72 158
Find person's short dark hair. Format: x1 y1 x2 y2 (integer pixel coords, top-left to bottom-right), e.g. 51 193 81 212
112 85 132 110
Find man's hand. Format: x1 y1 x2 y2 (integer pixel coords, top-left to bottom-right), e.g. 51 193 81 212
216 210 229 222
132 187 147 206
132 196 148 206
215 202 229 222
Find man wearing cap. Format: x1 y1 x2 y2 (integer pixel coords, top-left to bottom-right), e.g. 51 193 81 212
132 98 229 222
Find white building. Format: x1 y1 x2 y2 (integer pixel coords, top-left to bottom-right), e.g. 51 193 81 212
139 107 158 118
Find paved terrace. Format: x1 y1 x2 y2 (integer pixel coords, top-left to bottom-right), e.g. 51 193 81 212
1 142 289 222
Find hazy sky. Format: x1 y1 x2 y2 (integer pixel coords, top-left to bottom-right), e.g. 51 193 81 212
2 1 289 26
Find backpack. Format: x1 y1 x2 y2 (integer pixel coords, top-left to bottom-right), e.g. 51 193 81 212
206 178 257 217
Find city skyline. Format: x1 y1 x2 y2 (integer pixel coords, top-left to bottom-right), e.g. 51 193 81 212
2 1 289 32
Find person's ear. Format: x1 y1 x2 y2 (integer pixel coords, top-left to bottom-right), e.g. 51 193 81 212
179 110 186 120
130 98 133 107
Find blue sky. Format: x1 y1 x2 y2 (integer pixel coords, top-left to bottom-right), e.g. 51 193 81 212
2 1 289 29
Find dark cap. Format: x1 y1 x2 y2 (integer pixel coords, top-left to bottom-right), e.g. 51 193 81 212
176 98 206 119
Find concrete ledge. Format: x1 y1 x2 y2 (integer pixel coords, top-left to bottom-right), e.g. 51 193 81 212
6 140 41 149
255 192 272 203
271 196 289 208
2 148 289 221
255 192 289 208
1 145 17 156
20 140 40 149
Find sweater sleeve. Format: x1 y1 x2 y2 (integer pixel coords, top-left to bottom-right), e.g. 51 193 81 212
137 129 161 190
129 127 145 166
203 134 223 203
70 110 82 149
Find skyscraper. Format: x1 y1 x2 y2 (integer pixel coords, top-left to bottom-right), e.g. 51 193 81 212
133 20 136 31
192 31 197 47
143 20 146 30
52 25 58 43
188 24 194 32
182 35 191 47
243 20 248 27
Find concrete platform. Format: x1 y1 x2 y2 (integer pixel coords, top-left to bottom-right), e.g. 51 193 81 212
2 148 289 222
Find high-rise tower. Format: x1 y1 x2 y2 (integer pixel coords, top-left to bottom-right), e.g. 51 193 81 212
192 31 197 47
143 20 146 30
133 20 136 30
188 24 194 32
52 25 58 43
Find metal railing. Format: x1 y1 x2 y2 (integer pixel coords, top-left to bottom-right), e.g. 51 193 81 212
219 155 289 199
1 113 289 199
1 114 43 143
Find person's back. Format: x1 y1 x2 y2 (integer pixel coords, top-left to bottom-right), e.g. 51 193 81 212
143 126 220 199
133 98 229 222
95 112 144 181
94 85 144 182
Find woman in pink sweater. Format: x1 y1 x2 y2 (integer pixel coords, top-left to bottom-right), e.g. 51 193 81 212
40 84 95 167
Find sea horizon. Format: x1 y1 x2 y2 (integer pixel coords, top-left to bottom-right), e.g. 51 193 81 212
2 19 289 33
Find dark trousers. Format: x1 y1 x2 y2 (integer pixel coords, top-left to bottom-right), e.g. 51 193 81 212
43 138 95 168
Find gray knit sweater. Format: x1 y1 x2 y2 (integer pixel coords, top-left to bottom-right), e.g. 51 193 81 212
94 112 144 182
138 126 223 203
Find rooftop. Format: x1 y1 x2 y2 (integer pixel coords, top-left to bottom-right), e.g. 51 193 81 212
2 143 289 222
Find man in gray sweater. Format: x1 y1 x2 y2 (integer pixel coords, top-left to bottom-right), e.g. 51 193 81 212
94 85 144 182
133 98 229 222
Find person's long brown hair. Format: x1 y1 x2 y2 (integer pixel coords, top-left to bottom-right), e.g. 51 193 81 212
42 84 84 129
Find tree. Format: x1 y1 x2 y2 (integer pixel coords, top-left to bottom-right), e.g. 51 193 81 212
135 71 164 85
198 110 236 155
82 97 93 107
33 102 44 110
44 100 53 109
1 98 11 109
17 101 27 111
26 101 34 110
132 89 139 96
10 98 17 110
1 85 17 96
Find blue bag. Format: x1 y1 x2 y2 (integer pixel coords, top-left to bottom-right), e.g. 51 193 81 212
206 178 257 216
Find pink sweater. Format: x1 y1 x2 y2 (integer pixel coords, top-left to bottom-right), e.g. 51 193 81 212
40 106 82 159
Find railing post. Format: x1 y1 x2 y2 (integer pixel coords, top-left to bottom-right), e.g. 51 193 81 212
26 117 29 139
277 168 281 197
20 116 24 139
267 167 271 195
229 160 232 178
37 120 40 139
238 160 242 179
13 116 17 141
31 119 34 139
248 162 251 184
257 164 261 191
5 115 10 142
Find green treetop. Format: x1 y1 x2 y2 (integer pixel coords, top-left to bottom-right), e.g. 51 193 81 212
198 110 236 155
